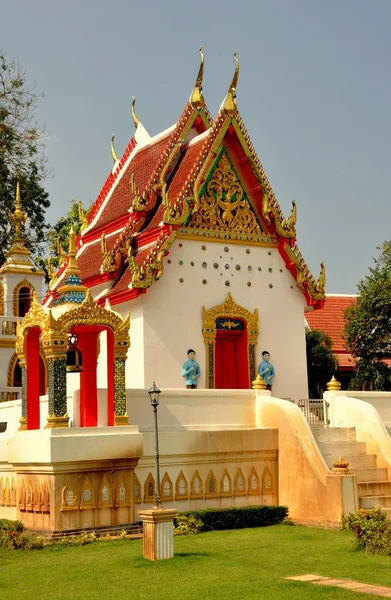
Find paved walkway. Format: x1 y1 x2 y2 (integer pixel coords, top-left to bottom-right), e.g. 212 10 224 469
285 575 391 597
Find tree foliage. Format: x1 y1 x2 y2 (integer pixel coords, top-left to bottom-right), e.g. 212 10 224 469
43 199 88 271
306 329 338 398
0 52 50 264
343 241 391 390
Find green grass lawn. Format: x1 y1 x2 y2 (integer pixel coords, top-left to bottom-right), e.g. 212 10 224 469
0 525 390 600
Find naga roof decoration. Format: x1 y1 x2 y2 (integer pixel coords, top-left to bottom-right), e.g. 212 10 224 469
44 51 325 310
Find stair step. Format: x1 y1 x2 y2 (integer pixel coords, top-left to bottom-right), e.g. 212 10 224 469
317 440 367 455
311 427 356 443
359 495 391 509
350 467 389 482
323 454 377 469
358 481 391 496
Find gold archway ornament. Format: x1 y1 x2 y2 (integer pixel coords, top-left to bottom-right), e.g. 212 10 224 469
202 292 258 343
202 293 259 389
16 289 130 362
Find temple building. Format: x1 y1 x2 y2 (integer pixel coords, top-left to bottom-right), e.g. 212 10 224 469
43 50 325 402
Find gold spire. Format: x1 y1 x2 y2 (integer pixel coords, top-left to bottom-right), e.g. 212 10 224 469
64 227 80 277
131 96 140 129
9 178 28 244
190 46 205 109
111 134 119 164
222 53 239 117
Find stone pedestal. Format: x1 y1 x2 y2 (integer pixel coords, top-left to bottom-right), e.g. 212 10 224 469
138 508 178 561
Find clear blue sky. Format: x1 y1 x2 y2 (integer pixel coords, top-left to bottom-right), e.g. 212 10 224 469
2 0 390 293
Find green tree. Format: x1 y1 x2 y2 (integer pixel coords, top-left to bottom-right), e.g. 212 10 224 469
0 52 50 264
343 241 391 390
306 329 338 398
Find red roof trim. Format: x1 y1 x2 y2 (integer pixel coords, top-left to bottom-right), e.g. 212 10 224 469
86 138 136 228
81 214 131 245
83 272 112 288
96 287 146 307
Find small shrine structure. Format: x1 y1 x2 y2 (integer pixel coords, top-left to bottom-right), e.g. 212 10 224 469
16 228 131 430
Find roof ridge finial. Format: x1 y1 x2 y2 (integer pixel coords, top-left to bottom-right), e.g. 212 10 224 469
190 46 205 109
222 53 239 117
111 133 119 164
131 96 140 129
10 177 28 244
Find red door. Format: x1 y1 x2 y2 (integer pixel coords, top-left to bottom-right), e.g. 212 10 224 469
215 328 249 389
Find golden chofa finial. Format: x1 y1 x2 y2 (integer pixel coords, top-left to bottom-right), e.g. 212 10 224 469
111 134 119 164
131 96 140 129
9 178 28 243
190 46 205 109
222 53 239 117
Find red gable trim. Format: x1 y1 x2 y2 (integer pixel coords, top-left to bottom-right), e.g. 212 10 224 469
82 214 132 245
83 272 112 288
96 287 146 307
87 138 136 228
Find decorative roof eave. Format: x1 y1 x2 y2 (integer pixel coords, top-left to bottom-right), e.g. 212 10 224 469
279 240 326 309
99 101 213 275
126 227 176 290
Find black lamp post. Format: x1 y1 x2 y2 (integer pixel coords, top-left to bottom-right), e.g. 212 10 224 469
148 382 162 509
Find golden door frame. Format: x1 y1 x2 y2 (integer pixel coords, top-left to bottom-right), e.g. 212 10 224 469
202 292 259 388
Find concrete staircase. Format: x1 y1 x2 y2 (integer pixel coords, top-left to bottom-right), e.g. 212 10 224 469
312 427 391 519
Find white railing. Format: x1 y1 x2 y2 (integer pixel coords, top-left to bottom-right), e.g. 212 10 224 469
0 316 20 337
297 399 330 427
0 387 21 403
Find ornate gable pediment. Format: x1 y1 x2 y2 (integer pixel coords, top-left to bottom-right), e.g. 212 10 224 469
179 148 276 246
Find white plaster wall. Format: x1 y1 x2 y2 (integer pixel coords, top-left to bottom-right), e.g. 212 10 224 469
1 272 45 313
140 239 308 399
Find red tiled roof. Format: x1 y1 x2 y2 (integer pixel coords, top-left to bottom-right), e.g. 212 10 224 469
167 137 206 202
105 269 132 298
77 234 118 281
335 353 355 369
91 132 173 232
306 295 357 352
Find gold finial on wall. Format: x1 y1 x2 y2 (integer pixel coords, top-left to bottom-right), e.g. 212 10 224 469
316 262 326 294
222 53 239 117
190 46 205 109
110 134 119 164
326 375 341 391
252 374 267 390
131 96 140 129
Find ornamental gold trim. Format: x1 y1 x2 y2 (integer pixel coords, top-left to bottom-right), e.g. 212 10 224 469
248 467 260 496
205 470 218 499
144 472 155 504
261 466 274 494
0 283 4 315
115 475 130 507
134 472 142 504
202 292 258 389
61 479 78 511
160 472 174 503
234 468 246 496
13 279 35 317
190 470 203 499
127 230 177 289
220 469 233 498
185 149 265 243
98 475 113 508
175 470 189 500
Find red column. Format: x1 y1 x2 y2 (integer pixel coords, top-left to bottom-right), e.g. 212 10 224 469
26 328 41 430
79 331 99 427
106 329 114 426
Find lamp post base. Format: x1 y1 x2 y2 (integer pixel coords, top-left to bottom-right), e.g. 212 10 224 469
138 508 178 561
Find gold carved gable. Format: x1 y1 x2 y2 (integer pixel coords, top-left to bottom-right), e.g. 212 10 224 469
181 148 273 245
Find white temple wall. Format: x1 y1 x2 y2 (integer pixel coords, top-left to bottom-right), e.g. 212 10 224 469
139 239 308 399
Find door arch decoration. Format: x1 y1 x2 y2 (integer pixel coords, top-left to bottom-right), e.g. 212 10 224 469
202 292 258 389
13 279 35 317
